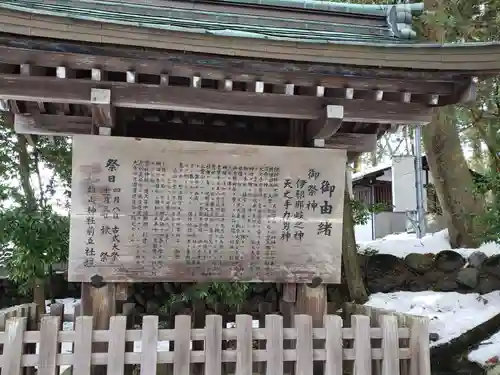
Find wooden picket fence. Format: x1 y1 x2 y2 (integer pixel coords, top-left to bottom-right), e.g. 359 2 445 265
0 312 431 375
0 302 37 330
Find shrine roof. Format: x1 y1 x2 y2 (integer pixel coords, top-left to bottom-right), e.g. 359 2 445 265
0 0 424 44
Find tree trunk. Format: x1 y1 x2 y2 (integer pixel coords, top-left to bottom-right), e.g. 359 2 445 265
342 177 368 304
422 108 485 248
421 0 486 248
33 277 45 313
430 310 500 366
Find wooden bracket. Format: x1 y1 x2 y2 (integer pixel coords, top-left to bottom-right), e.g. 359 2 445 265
91 88 114 133
459 76 478 104
306 105 344 143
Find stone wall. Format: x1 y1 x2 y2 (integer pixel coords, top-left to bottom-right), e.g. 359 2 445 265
360 250 500 294
1 249 499 310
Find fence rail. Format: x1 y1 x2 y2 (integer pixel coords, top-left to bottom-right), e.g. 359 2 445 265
0 313 430 375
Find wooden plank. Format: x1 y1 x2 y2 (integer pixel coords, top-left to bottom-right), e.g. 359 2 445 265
38 316 60 375
140 316 159 375
409 318 431 375
14 114 92 136
325 133 378 153
352 315 372 375
295 314 313 375
0 37 460 95
379 315 400 375
68 135 346 283
3 317 27 375
205 315 222 375
0 75 433 125
174 315 191 375
266 314 284 375
306 105 344 141
236 315 253 375
324 315 343 375
73 316 94 375
108 316 127 375
49 303 65 375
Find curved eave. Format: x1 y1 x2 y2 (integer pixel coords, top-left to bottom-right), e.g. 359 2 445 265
1 8 500 72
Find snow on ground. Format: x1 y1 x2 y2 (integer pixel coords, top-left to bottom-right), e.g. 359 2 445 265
367 291 500 365
359 229 500 259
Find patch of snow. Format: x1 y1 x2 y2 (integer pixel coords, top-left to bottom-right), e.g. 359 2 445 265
359 229 500 258
366 291 500 366
352 162 392 181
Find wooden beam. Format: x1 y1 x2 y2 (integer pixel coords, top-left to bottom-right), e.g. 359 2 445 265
14 114 92 136
325 133 377 153
306 105 343 142
0 75 433 125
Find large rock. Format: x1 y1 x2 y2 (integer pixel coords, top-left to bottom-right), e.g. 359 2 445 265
477 275 500 294
468 251 488 269
482 255 500 277
434 278 459 292
365 254 409 293
405 253 435 273
456 268 479 289
434 250 466 272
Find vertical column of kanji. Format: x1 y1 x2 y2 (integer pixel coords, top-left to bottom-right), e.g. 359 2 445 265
151 161 167 278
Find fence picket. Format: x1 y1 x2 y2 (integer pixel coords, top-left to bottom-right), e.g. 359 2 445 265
174 315 192 375
3 317 27 375
353 315 371 375
324 315 343 375
0 310 429 375
236 315 253 375
73 316 94 375
205 315 222 375
295 315 313 375
140 316 159 375
108 316 127 375
409 318 431 375
38 316 60 375
265 314 283 375
380 315 400 375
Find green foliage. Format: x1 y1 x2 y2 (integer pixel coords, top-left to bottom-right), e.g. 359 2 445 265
159 282 251 315
0 114 71 293
473 170 500 243
350 198 390 226
0 206 69 293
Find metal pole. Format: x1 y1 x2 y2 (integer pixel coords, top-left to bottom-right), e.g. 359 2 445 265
414 124 426 238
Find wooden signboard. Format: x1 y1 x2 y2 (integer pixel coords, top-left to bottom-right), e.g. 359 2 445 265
68 135 347 283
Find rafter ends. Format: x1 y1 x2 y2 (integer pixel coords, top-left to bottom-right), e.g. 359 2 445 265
98 127 111 136
326 105 344 119
91 88 111 105
313 138 325 148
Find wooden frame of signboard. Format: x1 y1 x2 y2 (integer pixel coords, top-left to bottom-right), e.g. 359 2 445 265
69 135 346 284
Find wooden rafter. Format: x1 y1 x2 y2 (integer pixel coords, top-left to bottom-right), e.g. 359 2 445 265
0 37 464 101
